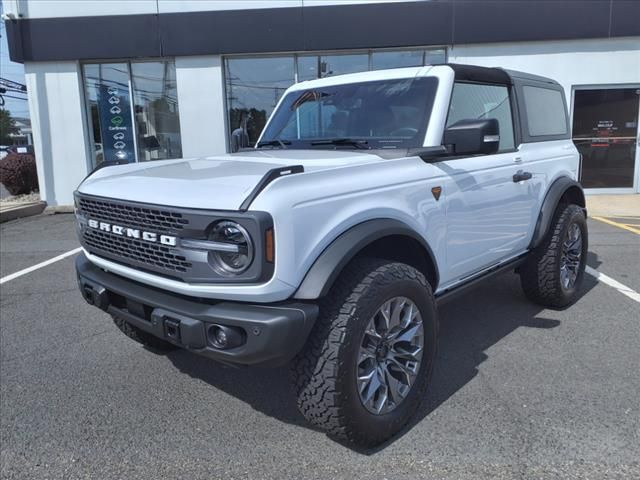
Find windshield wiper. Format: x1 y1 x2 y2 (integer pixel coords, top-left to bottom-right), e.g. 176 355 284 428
310 138 369 149
256 139 291 149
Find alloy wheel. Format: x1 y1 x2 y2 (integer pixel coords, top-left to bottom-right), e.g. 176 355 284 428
560 222 582 290
356 296 424 415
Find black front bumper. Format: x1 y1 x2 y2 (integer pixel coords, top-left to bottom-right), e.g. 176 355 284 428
76 254 318 366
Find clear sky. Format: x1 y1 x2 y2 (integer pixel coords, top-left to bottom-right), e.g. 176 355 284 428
0 4 29 119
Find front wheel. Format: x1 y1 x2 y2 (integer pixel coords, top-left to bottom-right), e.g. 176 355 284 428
291 258 438 447
520 203 588 308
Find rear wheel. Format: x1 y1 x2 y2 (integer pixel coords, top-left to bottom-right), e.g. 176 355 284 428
111 314 177 352
291 258 438 447
520 203 588 308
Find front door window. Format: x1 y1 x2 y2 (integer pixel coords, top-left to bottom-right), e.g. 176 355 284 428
572 88 639 189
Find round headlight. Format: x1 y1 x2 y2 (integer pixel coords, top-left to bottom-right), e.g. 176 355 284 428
208 221 254 274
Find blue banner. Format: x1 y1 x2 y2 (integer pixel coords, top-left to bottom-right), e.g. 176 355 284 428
98 84 136 163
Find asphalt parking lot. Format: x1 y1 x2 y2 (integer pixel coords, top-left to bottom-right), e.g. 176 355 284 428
1 213 639 479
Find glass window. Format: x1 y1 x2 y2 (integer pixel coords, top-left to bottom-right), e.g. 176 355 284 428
225 56 294 149
370 48 446 70
298 53 370 81
522 86 567 137
446 83 515 151
83 60 182 166
371 50 424 70
224 48 447 150
297 56 320 82
319 54 369 77
261 77 438 150
424 48 447 65
83 63 131 165
131 62 182 161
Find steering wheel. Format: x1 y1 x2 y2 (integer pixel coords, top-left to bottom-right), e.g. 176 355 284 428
390 127 418 137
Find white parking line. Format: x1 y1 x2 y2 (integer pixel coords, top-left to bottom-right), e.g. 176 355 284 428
585 266 640 304
0 247 82 285
1 248 638 306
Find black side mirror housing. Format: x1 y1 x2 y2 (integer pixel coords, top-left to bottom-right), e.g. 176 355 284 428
443 118 500 156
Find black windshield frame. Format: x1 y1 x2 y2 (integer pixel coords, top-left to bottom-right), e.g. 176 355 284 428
259 77 438 150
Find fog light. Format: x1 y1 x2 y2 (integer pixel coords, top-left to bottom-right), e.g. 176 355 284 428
215 328 227 347
208 324 245 350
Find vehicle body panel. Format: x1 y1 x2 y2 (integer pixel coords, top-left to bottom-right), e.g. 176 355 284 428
437 150 537 281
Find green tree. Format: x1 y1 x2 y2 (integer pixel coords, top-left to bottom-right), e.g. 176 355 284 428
0 109 19 145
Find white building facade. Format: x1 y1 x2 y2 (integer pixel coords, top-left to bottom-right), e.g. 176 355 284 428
3 0 639 206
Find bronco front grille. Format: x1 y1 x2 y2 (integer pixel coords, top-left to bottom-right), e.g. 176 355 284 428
78 197 189 234
77 195 193 277
75 193 273 284
83 228 192 273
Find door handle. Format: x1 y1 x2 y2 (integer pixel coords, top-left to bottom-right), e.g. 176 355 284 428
513 171 532 182
514 156 523 163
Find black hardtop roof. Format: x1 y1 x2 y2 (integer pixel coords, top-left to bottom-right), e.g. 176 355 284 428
444 63 560 87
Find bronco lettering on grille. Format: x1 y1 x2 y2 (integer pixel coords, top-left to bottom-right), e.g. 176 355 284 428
87 219 177 246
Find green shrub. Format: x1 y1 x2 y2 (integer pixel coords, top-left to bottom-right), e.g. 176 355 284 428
0 153 39 196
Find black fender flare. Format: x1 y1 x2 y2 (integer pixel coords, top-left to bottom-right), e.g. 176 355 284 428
529 176 586 249
293 219 439 300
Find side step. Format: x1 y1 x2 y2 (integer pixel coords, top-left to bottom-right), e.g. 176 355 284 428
435 255 527 306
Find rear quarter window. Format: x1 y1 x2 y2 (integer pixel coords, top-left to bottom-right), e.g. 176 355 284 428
522 86 568 137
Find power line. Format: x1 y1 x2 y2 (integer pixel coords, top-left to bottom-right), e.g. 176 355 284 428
2 94 27 100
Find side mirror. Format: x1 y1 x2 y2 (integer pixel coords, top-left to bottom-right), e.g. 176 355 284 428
443 118 500 156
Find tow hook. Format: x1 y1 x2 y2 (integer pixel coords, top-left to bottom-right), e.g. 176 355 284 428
164 318 181 341
79 280 109 311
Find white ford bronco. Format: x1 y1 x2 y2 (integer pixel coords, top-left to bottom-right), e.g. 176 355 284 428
75 64 587 446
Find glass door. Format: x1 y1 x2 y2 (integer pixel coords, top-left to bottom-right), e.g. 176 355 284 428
572 87 640 192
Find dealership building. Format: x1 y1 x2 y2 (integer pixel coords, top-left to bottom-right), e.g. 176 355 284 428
3 0 639 206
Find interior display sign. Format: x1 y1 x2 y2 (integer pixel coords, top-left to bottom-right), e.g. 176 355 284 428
98 85 135 163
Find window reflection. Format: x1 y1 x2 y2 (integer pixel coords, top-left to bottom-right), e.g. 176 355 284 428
424 49 447 65
225 57 295 150
319 54 369 77
83 61 182 166
297 56 319 82
573 88 639 188
371 50 424 70
83 63 129 165
131 62 182 161
225 48 447 151
262 78 438 149
447 83 515 151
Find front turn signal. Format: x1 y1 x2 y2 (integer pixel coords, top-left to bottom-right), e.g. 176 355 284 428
265 228 275 263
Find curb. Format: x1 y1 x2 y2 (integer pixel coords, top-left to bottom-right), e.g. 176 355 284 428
0 201 47 223
44 205 75 214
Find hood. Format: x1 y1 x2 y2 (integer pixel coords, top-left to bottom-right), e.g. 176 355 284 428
78 150 380 210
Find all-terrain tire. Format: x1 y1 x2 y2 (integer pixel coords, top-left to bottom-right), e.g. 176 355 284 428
291 258 438 447
520 203 588 308
111 314 177 352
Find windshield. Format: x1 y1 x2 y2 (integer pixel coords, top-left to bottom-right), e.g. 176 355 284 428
259 77 438 150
